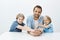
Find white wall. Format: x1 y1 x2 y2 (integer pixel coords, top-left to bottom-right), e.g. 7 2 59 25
0 0 60 34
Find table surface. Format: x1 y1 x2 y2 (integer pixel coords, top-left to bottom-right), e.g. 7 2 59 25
0 32 60 40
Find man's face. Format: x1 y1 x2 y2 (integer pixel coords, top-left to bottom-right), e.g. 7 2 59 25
17 17 24 24
33 7 42 18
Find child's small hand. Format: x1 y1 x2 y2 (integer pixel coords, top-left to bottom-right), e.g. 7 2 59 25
44 25 49 28
38 23 49 28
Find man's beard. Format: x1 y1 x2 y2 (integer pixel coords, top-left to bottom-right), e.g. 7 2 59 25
34 14 40 18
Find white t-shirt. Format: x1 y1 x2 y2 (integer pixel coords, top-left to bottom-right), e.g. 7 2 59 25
34 20 39 29
34 20 44 31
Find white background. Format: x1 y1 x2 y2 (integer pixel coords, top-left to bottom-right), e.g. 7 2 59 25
0 0 60 35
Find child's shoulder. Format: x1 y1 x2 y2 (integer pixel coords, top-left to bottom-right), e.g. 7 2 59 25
13 21 18 23
12 21 18 25
48 23 53 27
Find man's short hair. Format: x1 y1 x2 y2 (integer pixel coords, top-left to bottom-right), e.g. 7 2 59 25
33 5 42 12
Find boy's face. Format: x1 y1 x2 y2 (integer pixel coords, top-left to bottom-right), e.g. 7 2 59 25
44 17 50 25
17 17 24 24
33 7 42 18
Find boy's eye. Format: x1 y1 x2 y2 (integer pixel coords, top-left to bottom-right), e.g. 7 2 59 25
18 18 23 20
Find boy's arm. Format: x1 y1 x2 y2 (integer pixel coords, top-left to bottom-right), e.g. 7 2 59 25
38 24 49 28
43 24 53 33
36 24 49 32
17 25 34 31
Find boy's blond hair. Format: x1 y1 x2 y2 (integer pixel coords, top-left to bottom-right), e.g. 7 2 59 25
16 13 25 19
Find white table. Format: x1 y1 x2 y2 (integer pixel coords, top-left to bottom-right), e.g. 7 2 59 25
0 32 60 40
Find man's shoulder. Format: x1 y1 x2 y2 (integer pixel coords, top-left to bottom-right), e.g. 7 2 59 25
28 15 33 18
38 16 44 20
27 15 33 20
40 16 44 18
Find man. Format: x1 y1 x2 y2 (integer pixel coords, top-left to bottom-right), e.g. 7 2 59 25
27 5 53 36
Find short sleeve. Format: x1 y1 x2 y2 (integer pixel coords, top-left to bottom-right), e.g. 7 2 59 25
9 21 18 32
26 16 32 28
43 24 53 33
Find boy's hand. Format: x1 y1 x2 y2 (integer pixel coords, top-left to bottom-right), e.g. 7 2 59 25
38 23 49 28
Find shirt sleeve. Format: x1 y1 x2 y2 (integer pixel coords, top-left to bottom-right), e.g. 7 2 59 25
9 21 18 32
26 16 32 28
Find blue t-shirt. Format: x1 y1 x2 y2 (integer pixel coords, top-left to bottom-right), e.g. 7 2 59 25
9 21 25 32
43 23 53 33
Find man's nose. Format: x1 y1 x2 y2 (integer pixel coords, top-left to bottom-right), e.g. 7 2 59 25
36 12 39 14
19 20 22 21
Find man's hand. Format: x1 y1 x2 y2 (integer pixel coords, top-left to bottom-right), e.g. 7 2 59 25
28 29 42 36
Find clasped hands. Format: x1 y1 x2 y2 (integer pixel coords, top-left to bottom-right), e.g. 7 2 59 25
28 29 42 36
